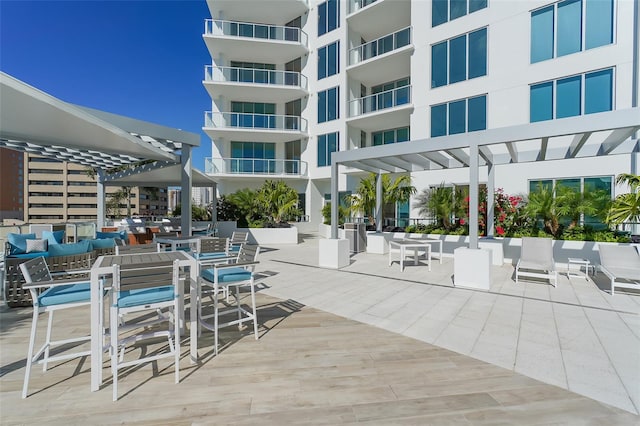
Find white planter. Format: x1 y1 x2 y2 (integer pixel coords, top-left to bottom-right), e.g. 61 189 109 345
454 247 491 290
319 238 350 269
318 223 346 239
235 226 298 245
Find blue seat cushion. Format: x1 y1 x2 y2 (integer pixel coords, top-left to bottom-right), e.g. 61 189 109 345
96 230 128 242
87 238 116 250
7 233 36 255
48 240 91 257
38 283 91 307
202 267 251 284
117 286 175 308
229 246 241 253
42 230 65 245
195 252 227 261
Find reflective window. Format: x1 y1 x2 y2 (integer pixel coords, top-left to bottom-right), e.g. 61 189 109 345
430 95 487 137
432 0 487 27
318 0 339 36
318 86 339 123
530 68 613 122
318 41 340 80
318 132 339 167
432 28 487 88
372 127 410 146
531 0 613 63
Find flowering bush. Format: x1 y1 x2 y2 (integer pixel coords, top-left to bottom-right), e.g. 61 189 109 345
462 188 530 237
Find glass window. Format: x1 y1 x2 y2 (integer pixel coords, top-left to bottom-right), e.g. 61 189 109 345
584 68 613 114
556 75 581 118
531 6 554 63
318 87 339 123
318 90 327 123
431 104 447 137
529 180 553 193
318 132 339 167
372 127 410 145
469 0 487 13
449 35 467 84
449 100 466 134
467 95 486 132
373 132 383 146
530 82 553 122
396 127 410 142
468 28 487 79
450 0 467 20
431 42 448 88
318 45 327 79
318 2 327 36
586 0 613 49
557 0 582 57
432 0 448 26
328 41 339 76
318 0 339 36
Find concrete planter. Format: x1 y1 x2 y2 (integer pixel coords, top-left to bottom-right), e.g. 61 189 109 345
217 221 298 245
318 223 346 239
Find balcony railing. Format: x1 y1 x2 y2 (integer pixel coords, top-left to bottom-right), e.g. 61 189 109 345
349 27 411 65
349 0 379 14
204 19 308 46
349 85 412 117
205 66 307 90
205 157 308 176
205 112 308 133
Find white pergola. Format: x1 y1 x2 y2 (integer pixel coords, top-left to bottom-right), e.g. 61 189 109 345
0 72 217 235
330 108 640 251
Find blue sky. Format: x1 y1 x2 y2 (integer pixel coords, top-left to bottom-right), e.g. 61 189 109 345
0 0 212 170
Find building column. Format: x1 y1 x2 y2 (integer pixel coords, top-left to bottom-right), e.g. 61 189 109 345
330 160 339 239
181 145 193 236
486 162 495 238
469 142 479 249
96 168 106 231
376 173 383 232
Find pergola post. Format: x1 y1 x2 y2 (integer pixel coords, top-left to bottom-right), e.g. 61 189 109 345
330 160 339 239
375 173 382 232
181 145 193 236
96 168 106 231
210 182 217 226
486 162 495 238
469 142 479 249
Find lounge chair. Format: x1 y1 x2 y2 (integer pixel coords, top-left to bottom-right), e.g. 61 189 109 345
598 244 640 295
515 237 557 287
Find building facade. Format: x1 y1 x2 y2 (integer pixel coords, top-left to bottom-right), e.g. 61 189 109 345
0 147 24 221
0 152 169 224
202 0 639 227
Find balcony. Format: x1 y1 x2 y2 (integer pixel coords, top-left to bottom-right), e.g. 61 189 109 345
204 112 308 143
204 19 308 63
205 157 308 178
204 66 308 103
347 27 413 85
346 86 412 132
206 0 309 26
347 0 411 40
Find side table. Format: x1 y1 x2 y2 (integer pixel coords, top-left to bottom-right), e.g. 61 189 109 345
567 258 594 279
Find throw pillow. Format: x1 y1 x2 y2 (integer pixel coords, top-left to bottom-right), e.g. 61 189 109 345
7 233 36 255
26 239 48 253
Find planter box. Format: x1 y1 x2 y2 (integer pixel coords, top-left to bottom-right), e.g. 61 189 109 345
318 223 346 239
218 221 298 245
319 238 350 269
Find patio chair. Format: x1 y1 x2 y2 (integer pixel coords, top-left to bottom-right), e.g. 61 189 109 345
109 259 181 401
515 237 557 287
19 256 97 398
195 237 231 301
198 245 260 355
229 231 249 254
598 244 640 295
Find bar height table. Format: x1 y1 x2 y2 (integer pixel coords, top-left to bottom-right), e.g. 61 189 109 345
90 251 198 392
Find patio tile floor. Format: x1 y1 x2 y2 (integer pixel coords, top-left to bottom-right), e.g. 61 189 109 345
0 231 638 424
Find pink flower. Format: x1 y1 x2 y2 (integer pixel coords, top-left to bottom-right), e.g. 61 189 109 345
459 218 466 225
496 226 505 236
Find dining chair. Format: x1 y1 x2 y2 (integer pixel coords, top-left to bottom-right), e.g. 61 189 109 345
198 244 260 355
19 256 95 398
229 231 249 254
109 259 181 401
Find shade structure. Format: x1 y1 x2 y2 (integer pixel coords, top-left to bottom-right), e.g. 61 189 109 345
104 162 216 187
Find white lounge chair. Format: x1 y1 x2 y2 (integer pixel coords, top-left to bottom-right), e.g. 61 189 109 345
598 244 640 295
515 237 557 287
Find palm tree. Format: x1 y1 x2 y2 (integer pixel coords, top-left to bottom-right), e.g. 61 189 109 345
606 173 640 226
348 173 416 227
227 188 259 227
257 180 301 223
413 183 455 230
555 184 610 229
525 183 562 237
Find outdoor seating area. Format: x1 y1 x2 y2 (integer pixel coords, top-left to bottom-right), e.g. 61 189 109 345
1 232 639 423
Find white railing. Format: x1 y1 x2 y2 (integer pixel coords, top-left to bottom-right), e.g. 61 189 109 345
349 0 379 14
205 66 307 90
205 158 308 176
349 85 412 117
204 19 308 47
204 112 308 133
349 26 411 65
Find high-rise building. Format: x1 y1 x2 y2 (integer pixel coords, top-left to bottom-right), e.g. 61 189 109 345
202 0 638 226
1 152 168 223
191 186 213 207
0 147 24 221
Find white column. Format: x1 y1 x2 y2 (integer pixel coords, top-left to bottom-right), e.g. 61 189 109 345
96 169 106 231
469 142 479 249
181 145 193 236
376 173 383 232
486 162 495 238
330 160 339 239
